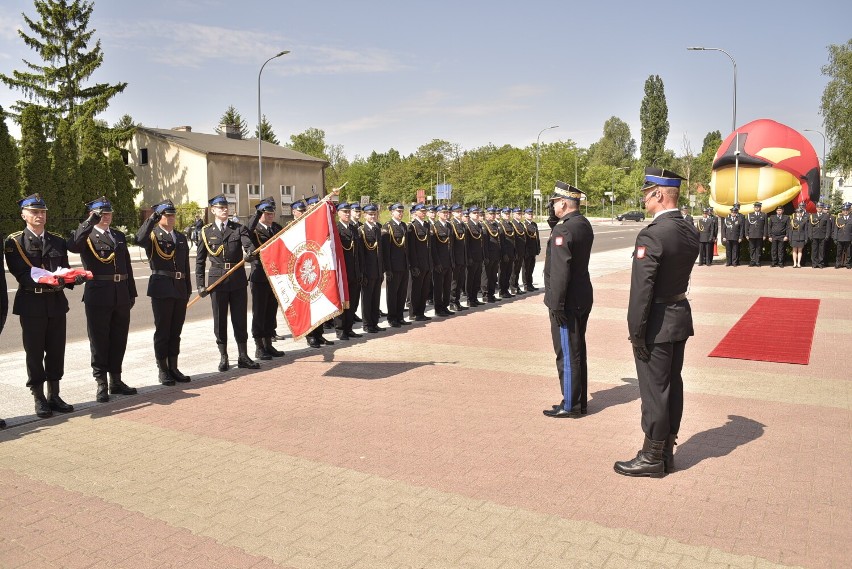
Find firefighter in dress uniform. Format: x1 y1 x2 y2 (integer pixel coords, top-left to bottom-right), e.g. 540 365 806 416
381 203 411 328
247 197 285 360
358 204 384 332
465 206 485 307
448 204 468 312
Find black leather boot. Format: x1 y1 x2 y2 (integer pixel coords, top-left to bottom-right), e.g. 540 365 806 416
254 338 272 360
95 375 109 402
167 356 191 383
237 342 260 369
613 436 666 477
663 434 677 473
264 337 285 357
47 380 74 413
158 358 175 385
110 372 138 394
32 382 53 418
217 344 229 372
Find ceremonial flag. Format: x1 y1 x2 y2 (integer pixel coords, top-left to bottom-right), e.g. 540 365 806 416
259 200 349 340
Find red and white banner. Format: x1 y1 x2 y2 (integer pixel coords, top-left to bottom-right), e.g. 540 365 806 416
259 200 349 340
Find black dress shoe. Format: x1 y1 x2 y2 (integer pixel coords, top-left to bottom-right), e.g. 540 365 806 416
542 407 583 418
365 326 380 333
388 321 401 328
353 314 362 323
399 319 412 326
336 333 350 341
307 337 321 348
319 336 335 345
346 330 362 338
414 315 431 322
273 334 287 341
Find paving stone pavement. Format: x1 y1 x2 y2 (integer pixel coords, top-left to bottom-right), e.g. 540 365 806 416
1 247 849 569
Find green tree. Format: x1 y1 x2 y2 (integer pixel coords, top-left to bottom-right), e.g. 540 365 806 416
108 147 139 229
217 105 249 139
254 114 279 144
820 39 852 173
289 127 327 159
639 75 670 165
50 118 83 233
18 106 54 208
588 116 636 168
0 0 126 132
107 114 137 148
77 115 111 216
0 106 21 234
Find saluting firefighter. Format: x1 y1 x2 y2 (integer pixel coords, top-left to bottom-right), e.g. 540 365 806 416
407 203 432 322
381 203 411 328
334 202 363 340
4 194 82 418
358 204 384 333
69 196 138 402
614 168 699 477
721 204 744 266
497 207 516 298
768 205 791 267
522 208 541 292
834 202 852 269
510 207 527 294
247 197 285 360
136 200 192 386
464 206 485 307
448 204 468 312
196 194 260 371
543 182 595 418
430 204 454 316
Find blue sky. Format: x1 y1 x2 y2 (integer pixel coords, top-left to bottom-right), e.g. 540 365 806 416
0 0 848 162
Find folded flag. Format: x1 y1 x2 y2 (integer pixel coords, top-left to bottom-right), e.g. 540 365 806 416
31 267 93 286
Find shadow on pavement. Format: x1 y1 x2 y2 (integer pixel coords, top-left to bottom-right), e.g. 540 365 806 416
676 414 766 471
587 377 640 415
323 361 437 380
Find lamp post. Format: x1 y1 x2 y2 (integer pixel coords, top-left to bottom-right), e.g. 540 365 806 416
534 125 559 211
688 46 738 205
258 50 290 201
803 128 827 204
611 166 628 221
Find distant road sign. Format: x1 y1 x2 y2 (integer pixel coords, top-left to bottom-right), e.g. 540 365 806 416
360 195 370 205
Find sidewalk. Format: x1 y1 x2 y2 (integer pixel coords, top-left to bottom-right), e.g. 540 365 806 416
1 250 850 569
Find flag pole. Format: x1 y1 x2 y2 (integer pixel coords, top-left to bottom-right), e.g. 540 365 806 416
185 182 347 309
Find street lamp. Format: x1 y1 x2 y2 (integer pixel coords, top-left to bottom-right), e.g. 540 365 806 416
688 46 738 204
611 166 628 221
534 125 559 212
803 128 827 204
258 50 290 202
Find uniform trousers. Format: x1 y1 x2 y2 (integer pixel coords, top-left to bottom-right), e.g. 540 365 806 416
811 238 826 267
466 261 483 302
748 238 764 266
251 280 277 338
481 259 498 298
85 303 131 376
386 270 409 323
498 258 513 294
510 257 523 290
432 267 452 312
698 242 713 265
336 280 361 332
20 313 66 387
635 339 686 441
522 255 536 289
151 297 187 359
549 309 589 412
836 242 852 268
450 265 465 305
725 241 740 266
361 277 382 327
211 287 248 345
770 239 786 266
410 270 431 317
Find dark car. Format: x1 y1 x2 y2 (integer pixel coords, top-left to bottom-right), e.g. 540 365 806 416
617 210 645 222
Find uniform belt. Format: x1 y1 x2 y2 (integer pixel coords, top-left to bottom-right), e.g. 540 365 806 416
22 286 61 294
92 274 128 282
212 262 234 270
654 293 687 303
151 270 185 279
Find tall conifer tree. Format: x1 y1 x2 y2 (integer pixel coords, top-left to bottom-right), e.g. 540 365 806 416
0 106 21 234
18 106 54 209
639 75 670 166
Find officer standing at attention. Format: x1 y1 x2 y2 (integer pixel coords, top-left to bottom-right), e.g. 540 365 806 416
497 207 516 299
4 194 81 418
522 208 541 292
833 202 852 269
768 205 791 267
481 206 501 303
542 182 595 418
136 200 193 385
334 203 363 340
350 202 363 228
448 204 468 312
680 205 693 226
1 230 7 428
69 196 138 402
809 202 831 268
196 194 260 371
247 197 285 360
407 203 432 322
465 206 485 307
696 208 715 266
614 168 699 477
745 201 768 266
358 204 384 333
430 204 454 316
721 204 744 266
381 203 411 328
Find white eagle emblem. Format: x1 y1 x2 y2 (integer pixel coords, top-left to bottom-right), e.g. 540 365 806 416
300 257 318 285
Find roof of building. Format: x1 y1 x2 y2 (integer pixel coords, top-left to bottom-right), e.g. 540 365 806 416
137 127 328 165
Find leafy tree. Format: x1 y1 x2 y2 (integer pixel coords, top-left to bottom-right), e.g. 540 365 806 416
107 114 138 148
255 114 279 144
0 0 126 133
588 116 636 168
18 106 54 208
701 130 723 154
50 118 83 233
820 39 852 173
639 75 670 165
0 106 21 234
325 143 349 193
217 105 249 139
77 115 111 215
289 127 327 159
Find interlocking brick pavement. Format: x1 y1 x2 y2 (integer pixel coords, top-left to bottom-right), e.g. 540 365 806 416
1 250 849 568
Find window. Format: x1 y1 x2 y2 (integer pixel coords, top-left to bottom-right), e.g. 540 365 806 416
280 185 294 203
221 183 239 215
248 184 262 198
140 148 148 165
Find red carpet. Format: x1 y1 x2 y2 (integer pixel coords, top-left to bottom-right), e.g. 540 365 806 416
708 297 820 365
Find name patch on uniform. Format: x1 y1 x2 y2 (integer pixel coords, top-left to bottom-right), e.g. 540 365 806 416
636 246 646 259
554 236 564 246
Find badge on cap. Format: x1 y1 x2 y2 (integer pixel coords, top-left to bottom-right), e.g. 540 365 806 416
636 246 646 259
